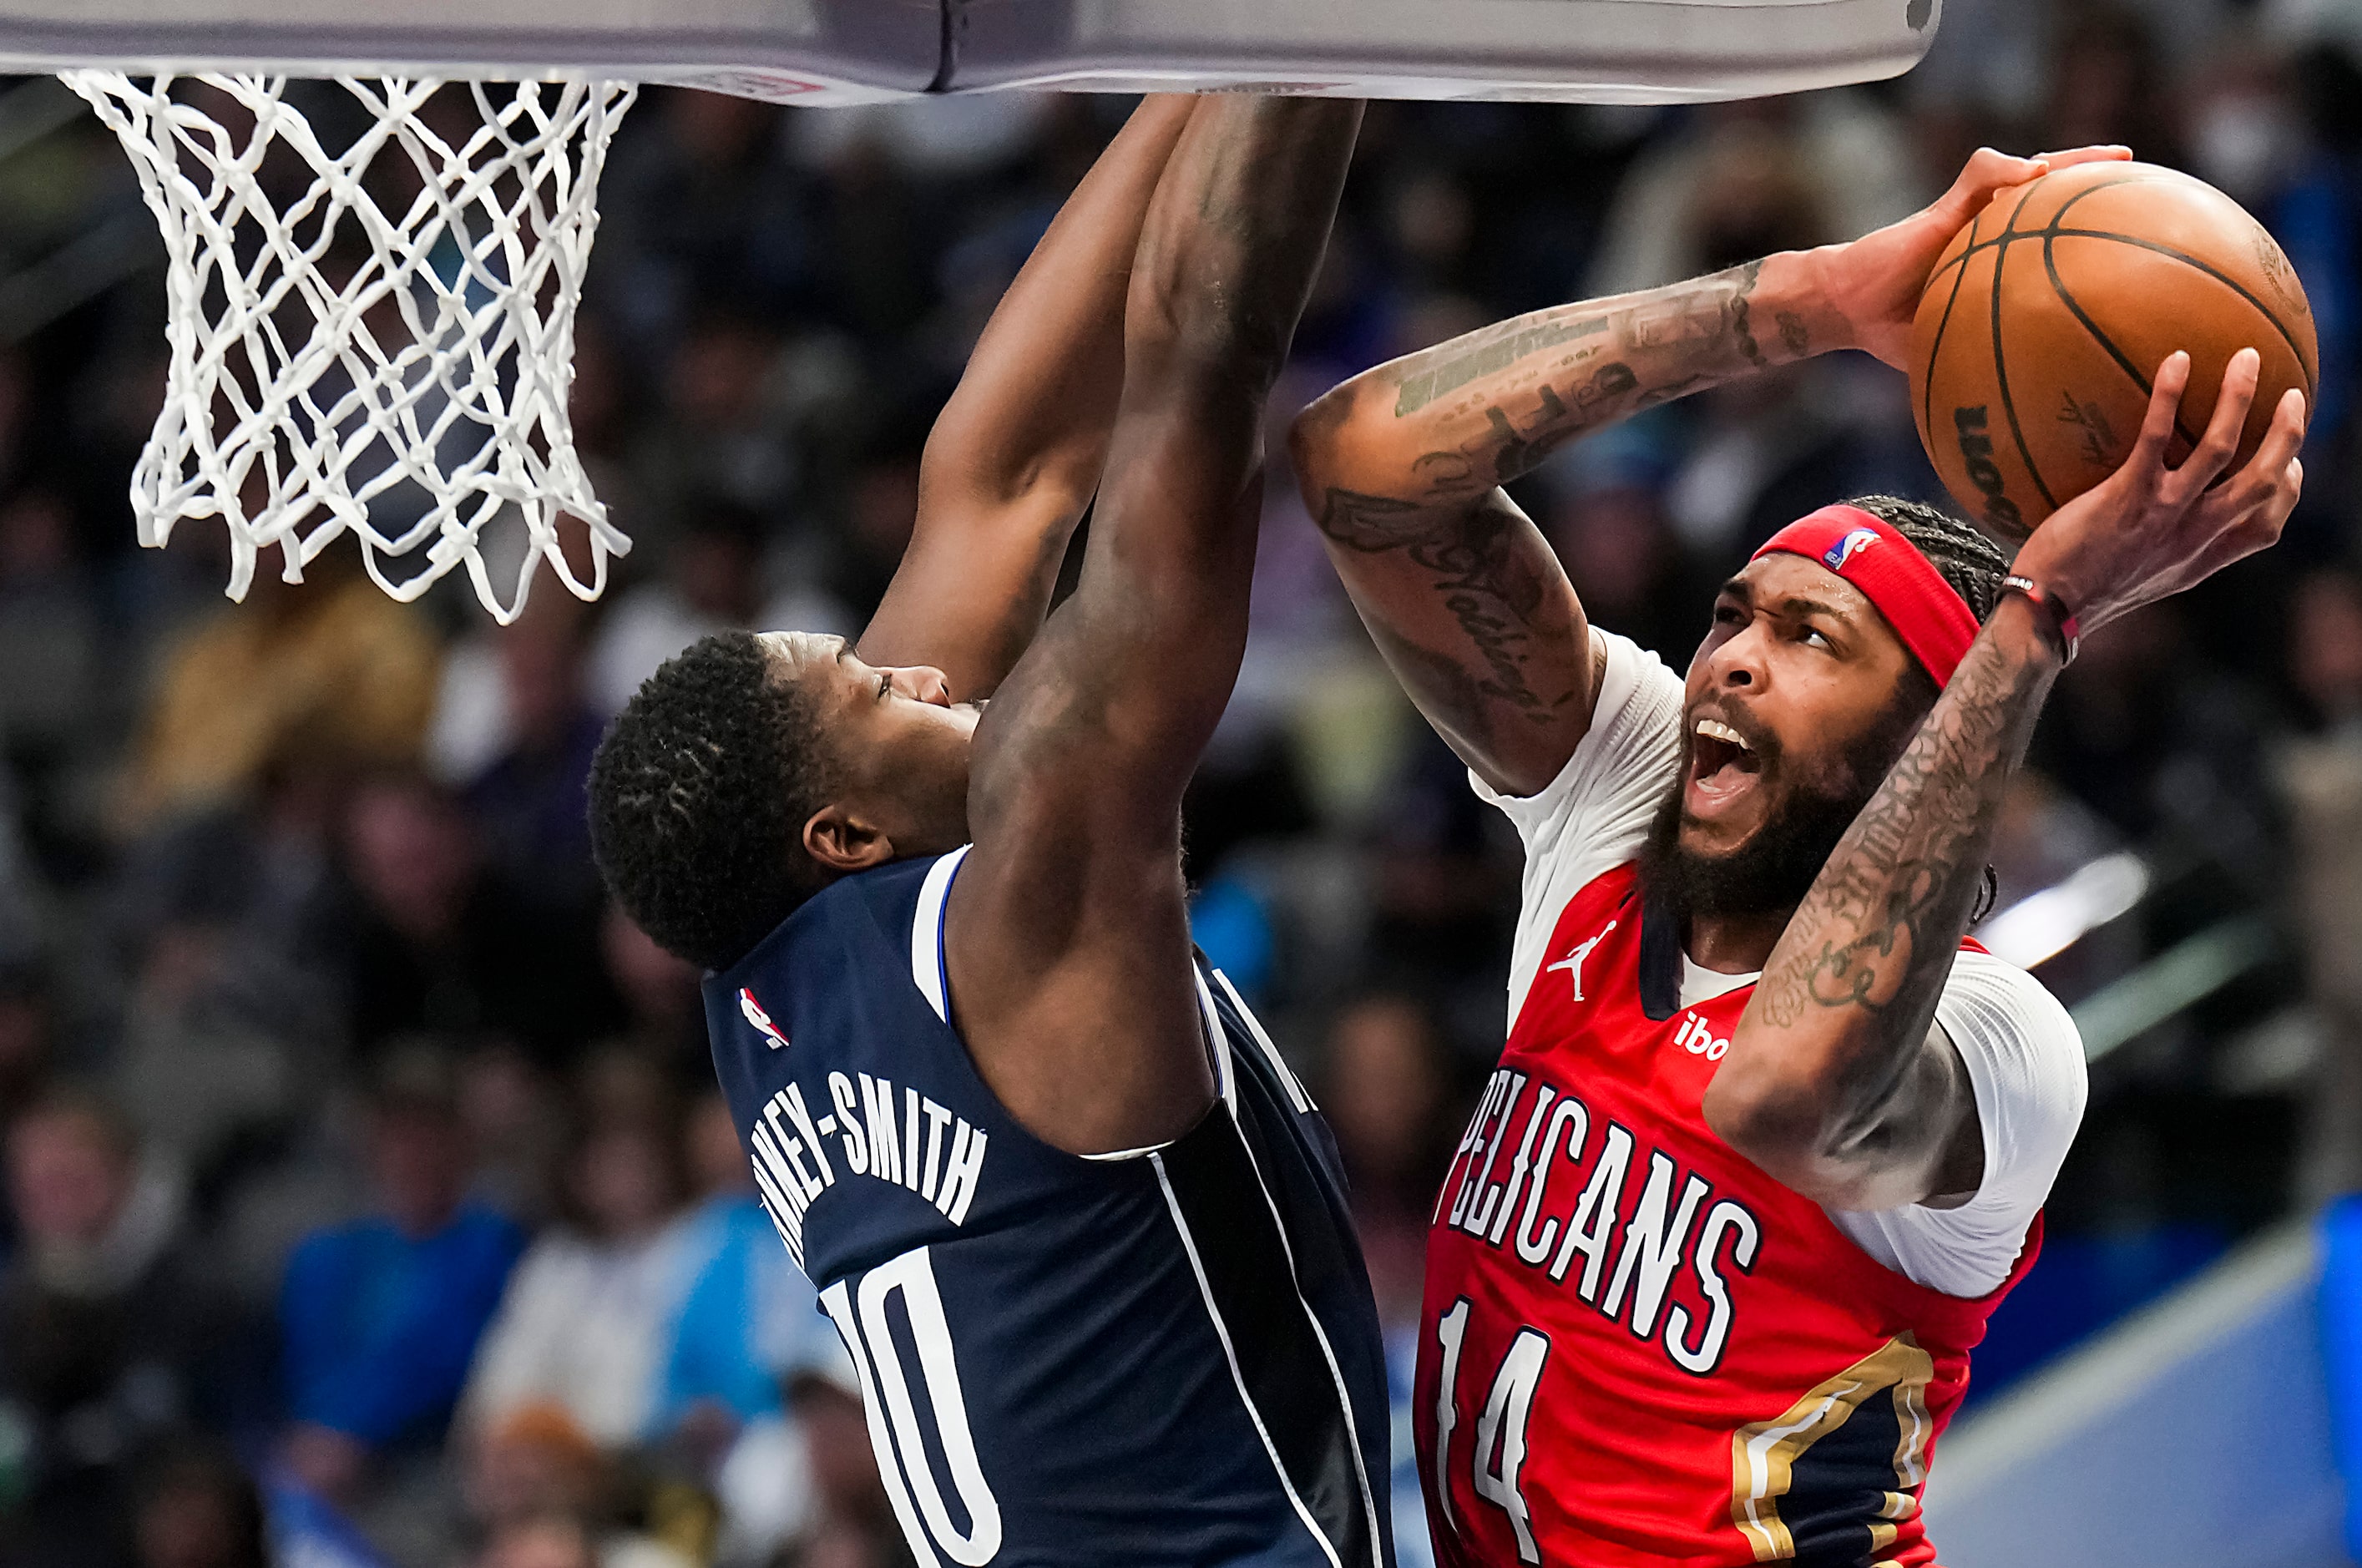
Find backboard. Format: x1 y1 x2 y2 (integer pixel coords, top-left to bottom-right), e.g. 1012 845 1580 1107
946 0 1945 105
22 0 1943 620
0 0 941 104
0 0 1941 105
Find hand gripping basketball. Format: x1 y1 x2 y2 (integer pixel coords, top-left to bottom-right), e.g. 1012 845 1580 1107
1812 144 2132 370
2006 347 2307 638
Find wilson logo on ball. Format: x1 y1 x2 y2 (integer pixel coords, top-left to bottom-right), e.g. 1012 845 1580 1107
1951 406 2024 533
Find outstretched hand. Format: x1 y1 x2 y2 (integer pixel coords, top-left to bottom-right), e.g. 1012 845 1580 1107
2010 347 2306 635
1813 144 2132 369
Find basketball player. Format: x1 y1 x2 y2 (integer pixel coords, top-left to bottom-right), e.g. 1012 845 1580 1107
1288 145 2308 1565
589 95 1389 1568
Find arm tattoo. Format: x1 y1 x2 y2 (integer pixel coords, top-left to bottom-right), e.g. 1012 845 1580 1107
1393 316 1608 416
1372 259 1786 495
1313 486 1434 554
1305 254 1815 775
1392 361 1641 512
1410 502 1569 726
1315 487 1578 731
1748 628 2055 1136
1727 259 1769 371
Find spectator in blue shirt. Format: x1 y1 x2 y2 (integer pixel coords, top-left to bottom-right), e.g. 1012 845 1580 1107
650 1091 815 1444
652 1092 824 1565
276 1050 523 1507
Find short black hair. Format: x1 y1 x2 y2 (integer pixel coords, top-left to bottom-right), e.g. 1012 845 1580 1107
588 632 836 971
1844 494 2011 625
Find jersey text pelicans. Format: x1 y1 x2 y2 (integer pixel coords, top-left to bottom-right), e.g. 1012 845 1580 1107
1419 867 2036 1566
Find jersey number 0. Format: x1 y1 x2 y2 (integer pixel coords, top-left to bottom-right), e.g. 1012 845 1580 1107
822 1246 1004 1566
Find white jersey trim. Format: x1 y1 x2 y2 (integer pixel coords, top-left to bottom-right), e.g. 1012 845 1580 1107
1151 1151 1347 1568
1076 969 1262 1164
918 854 1231 1167
1199 991 1386 1566
1195 966 1241 1120
1213 968 1315 1115
910 846 970 1025
1075 1143 1169 1162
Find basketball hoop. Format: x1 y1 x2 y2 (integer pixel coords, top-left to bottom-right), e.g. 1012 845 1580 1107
20 0 1940 621
63 72 635 624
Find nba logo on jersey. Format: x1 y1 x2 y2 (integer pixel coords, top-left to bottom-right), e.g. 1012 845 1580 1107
1823 526 1879 569
738 987 790 1050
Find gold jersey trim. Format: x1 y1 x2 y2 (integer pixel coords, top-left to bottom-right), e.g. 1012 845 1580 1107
1728 1333 1937 1562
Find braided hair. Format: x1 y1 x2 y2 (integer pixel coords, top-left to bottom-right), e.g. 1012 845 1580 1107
1843 494 2012 624
1840 494 2013 921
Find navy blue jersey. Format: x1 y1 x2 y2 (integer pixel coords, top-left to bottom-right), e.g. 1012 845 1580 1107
706 847 1393 1568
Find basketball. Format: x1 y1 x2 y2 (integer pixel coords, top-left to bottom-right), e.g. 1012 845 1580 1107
1908 160 2318 543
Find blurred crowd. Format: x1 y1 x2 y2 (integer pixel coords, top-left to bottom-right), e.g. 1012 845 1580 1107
0 2 2359 1565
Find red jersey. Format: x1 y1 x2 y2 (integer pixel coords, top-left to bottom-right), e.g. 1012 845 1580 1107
1415 861 2038 1568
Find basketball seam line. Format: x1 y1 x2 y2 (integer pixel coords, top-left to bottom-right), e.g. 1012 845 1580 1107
1988 193 2056 512
1919 201 1982 455
2040 180 2206 453
1924 176 2313 400
1921 170 2172 286
2045 232 2314 399
2039 228 2201 456
1936 224 2314 397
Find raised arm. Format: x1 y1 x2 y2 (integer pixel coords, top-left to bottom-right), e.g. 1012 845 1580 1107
945 96 1363 1156
854 94 1196 699
1288 147 2131 797
1706 350 2306 1211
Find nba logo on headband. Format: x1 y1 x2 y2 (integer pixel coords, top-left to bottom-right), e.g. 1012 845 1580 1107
1823 527 1880 570
1753 504 1982 687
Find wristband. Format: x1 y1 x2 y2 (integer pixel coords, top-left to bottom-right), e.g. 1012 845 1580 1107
2001 574 2079 666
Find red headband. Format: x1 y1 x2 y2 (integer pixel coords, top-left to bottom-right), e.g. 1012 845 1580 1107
1750 504 1982 686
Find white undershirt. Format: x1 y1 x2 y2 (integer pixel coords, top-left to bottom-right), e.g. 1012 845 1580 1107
1472 628 2087 1298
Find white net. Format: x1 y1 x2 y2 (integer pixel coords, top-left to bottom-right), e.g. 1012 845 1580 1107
60 73 637 623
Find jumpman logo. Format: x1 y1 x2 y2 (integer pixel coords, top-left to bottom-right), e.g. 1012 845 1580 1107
1545 920 1617 1002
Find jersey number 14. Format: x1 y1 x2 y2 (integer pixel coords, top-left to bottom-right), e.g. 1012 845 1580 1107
1433 1297 1551 1565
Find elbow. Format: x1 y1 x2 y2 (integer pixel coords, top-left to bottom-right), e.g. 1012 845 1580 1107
1702 1058 1839 1194
1287 376 1380 511
1287 382 1347 474
1285 394 1335 508
1709 1012 1969 1211
918 409 1097 520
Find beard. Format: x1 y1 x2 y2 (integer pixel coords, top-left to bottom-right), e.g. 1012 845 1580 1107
1638 687 1929 923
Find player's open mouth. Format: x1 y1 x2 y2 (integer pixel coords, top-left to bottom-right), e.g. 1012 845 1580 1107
1686 716 1763 816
